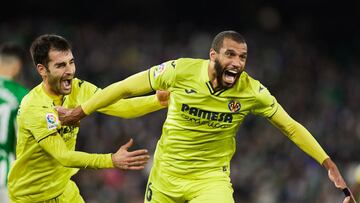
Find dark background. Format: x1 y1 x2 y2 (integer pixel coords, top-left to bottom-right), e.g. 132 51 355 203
2 0 360 202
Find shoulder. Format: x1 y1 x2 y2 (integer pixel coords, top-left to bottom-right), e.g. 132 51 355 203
66 78 99 104
238 72 274 102
171 58 207 76
175 58 206 69
236 71 262 93
20 84 50 111
71 78 95 89
18 92 59 131
248 73 275 106
70 78 98 94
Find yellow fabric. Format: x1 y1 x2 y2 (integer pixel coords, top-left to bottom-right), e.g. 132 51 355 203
99 94 164 119
145 163 234 203
148 58 279 178
39 133 113 169
8 83 77 202
8 78 161 202
268 105 329 164
33 180 84 203
82 70 153 115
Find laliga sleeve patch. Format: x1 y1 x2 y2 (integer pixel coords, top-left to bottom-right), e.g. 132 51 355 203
46 113 60 130
154 63 166 78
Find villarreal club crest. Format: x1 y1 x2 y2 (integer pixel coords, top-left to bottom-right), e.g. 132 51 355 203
228 100 241 113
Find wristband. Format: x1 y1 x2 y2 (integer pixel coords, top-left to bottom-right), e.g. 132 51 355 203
342 188 351 197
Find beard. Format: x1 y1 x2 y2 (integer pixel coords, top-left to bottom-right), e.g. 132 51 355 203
46 71 72 95
214 59 242 89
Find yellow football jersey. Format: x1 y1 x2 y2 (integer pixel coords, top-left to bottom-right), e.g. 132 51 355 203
8 78 162 202
148 58 278 178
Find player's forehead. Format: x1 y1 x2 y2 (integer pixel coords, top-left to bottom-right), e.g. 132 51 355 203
48 49 73 64
220 38 247 54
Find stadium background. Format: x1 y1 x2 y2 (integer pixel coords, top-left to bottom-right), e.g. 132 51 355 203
1 0 360 202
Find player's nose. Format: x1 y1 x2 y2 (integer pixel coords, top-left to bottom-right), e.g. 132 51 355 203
230 58 242 68
64 64 75 75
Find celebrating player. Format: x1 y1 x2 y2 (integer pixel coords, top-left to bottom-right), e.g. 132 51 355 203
59 31 356 203
7 34 168 203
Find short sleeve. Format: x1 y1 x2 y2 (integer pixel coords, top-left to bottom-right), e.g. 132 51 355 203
251 82 279 118
148 60 177 90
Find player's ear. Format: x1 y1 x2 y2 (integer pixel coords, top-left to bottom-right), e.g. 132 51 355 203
209 48 217 61
37 64 47 77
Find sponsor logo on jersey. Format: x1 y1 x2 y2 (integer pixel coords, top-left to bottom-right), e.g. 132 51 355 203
46 113 59 130
154 63 166 78
181 104 233 123
181 104 234 129
228 100 241 112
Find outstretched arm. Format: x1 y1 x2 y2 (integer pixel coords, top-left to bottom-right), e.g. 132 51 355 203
60 70 153 125
39 133 149 170
83 70 153 115
268 105 328 163
268 105 356 202
97 90 169 119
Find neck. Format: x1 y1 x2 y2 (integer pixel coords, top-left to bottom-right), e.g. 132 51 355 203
42 82 63 100
208 61 220 90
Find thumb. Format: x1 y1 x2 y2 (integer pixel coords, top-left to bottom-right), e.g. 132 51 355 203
120 138 134 150
328 170 342 188
343 196 350 203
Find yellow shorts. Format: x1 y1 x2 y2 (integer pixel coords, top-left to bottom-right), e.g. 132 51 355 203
144 166 234 203
43 180 84 203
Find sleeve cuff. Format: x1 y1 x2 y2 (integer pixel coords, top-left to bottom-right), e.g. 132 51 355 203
106 153 114 168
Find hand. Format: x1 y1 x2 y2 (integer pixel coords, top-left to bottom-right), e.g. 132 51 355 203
323 158 357 203
111 138 150 170
55 105 86 126
343 194 356 203
156 90 170 106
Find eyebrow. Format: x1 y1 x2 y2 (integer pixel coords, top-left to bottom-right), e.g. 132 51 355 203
54 58 75 67
225 49 247 55
54 62 66 67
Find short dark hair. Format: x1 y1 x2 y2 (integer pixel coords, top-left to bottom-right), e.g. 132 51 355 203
211 31 246 52
0 42 26 63
30 34 71 67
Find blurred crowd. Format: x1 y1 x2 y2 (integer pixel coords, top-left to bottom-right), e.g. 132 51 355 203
1 12 360 203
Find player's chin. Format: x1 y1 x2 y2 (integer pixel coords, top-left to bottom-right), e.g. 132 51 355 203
60 88 72 95
221 77 238 88
222 82 236 88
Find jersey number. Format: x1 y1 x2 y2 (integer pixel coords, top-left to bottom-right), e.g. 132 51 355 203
146 182 153 201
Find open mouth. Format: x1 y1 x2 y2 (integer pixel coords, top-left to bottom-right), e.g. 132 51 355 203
222 69 240 85
61 78 72 91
